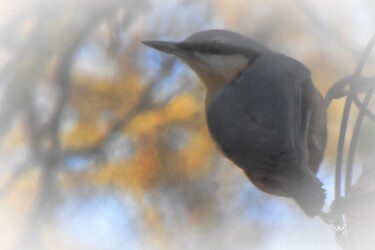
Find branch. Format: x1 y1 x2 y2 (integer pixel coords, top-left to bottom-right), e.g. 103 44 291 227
8 1 148 249
64 58 176 158
296 0 367 57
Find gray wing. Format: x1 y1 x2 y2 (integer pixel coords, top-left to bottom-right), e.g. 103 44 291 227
206 52 314 179
306 83 327 174
206 52 327 216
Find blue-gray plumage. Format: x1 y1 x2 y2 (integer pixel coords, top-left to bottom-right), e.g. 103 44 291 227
143 30 327 217
206 52 326 217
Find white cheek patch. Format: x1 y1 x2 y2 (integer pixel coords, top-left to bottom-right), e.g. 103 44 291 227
207 55 248 71
183 54 249 86
201 54 249 82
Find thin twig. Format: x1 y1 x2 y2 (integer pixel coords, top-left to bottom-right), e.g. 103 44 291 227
296 0 365 57
335 33 375 199
351 95 375 121
323 33 375 250
344 34 375 194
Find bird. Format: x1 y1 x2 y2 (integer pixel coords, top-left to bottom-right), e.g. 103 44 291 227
143 29 327 218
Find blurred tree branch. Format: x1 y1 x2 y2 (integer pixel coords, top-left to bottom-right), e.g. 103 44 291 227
1 1 150 249
64 58 176 159
296 0 370 58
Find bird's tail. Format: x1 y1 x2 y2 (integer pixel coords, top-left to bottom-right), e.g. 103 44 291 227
284 176 326 217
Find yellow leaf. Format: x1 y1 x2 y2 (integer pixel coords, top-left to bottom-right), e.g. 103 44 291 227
164 94 199 121
180 128 214 178
62 122 105 149
126 111 165 134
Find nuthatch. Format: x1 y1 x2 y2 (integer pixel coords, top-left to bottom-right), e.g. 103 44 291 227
143 30 327 217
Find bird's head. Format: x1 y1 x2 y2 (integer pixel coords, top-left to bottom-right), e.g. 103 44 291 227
143 30 268 89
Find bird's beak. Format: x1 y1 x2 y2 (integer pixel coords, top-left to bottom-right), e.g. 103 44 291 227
142 40 190 58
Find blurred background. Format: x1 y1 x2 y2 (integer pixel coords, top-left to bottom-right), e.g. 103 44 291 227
0 0 374 249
